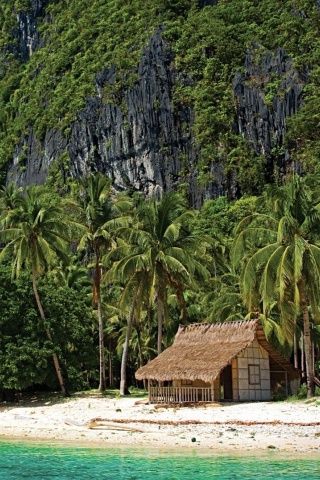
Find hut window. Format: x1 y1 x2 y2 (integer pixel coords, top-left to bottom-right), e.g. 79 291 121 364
248 364 260 385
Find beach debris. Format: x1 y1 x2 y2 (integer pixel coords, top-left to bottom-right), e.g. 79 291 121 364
13 415 33 421
64 417 145 432
134 399 149 406
191 437 197 442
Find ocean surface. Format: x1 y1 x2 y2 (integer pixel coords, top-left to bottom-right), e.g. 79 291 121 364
0 440 319 479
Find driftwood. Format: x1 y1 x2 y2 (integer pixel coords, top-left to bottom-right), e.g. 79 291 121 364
91 417 320 427
64 418 145 432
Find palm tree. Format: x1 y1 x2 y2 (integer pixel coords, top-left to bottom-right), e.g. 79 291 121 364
0 182 23 211
203 272 247 323
232 175 320 397
107 192 210 354
0 184 71 396
75 173 130 392
104 192 210 395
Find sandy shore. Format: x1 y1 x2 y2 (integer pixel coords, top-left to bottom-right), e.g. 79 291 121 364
0 394 319 454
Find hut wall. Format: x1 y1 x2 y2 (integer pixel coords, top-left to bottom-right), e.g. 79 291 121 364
214 376 221 401
231 357 239 400
236 339 271 401
173 379 209 387
192 379 210 387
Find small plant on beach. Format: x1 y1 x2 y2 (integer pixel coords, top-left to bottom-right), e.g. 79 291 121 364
297 385 308 399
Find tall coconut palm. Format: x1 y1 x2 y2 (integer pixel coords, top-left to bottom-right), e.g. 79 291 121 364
0 184 71 396
104 244 154 395
118 271 147 395
104 193 210 395
232 175 320 397
75 173 130 392
107 192 210 355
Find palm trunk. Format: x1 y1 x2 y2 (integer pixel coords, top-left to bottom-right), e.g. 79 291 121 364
293 329 298 369
300 331 305 380
108 340 114 388
157 292 164 354
298 280 314 398
120 289 139 396
136 329 146 390
312 335 315 377
94 252 106 392
32 272 68 396
175 286 188 324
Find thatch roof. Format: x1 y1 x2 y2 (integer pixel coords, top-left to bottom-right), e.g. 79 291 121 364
135 319 299 383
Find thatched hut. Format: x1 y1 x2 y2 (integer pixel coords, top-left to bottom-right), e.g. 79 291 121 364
135 319 300 403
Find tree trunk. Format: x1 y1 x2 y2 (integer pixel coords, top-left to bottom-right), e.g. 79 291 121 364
108 341 114 388
136 328 146 390
312 335 315 377
157 294 164 354
293 329 299 369
32 272 69 397
120 290 139 396
94 252 106 392
298 280 315 398
301 334 305 380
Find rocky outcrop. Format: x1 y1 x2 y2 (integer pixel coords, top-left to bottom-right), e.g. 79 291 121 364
68 30 196 200
8 129 68 187
9 30 205 204
11 0 48 61
232 47 307 180
6 8 308 205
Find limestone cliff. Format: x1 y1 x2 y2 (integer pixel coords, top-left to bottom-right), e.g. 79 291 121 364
4 0 313 205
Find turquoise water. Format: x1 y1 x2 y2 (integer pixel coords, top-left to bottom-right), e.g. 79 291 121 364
0 441 319 479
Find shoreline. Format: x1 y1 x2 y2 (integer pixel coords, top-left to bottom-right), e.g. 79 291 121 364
0 395 319 455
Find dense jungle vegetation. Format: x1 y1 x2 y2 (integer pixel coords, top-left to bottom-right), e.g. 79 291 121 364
1 1 320 399
0 174 320 399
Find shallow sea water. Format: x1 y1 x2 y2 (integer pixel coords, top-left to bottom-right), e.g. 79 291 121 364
0 440 319 480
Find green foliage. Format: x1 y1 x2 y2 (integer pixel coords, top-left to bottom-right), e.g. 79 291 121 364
1 178 320 393
198 195 259 239
0 266 51 390
1 0 320 190
0 263 96 392
37 276 97 391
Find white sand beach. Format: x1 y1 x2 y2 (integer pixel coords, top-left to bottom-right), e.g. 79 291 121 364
0 395 319 454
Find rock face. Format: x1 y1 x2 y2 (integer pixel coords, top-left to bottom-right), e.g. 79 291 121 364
232 47 307 181
9 30 202 204
6 4 308 205
68 30 197 201
11 0 48 61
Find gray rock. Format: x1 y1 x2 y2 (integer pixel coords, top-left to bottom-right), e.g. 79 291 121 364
232 47 307 181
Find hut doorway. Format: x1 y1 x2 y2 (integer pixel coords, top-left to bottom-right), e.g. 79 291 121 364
221 364 233 400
